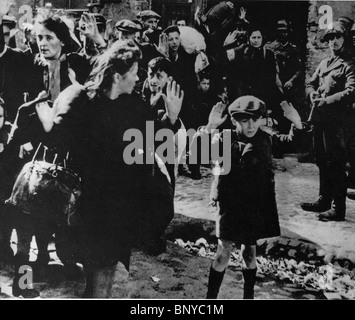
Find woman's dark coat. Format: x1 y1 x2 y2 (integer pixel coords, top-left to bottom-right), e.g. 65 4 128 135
80 92 179 268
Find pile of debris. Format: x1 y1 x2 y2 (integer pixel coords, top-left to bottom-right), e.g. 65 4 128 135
174 237 355 300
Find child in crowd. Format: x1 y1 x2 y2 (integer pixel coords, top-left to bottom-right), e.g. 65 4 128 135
142 56 174 113
188 72 221 179
142 56 186 187
140 57 186 255
197 95 281 299
192 71 220 129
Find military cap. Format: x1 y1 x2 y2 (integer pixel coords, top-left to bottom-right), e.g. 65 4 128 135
322 20 348 42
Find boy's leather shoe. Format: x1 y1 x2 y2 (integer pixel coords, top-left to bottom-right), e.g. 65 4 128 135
300 197 331 212
317 209 345 222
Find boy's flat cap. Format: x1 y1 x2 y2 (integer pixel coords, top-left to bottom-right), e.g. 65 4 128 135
115 19 140 33
139 10 161 20
228 95 266 118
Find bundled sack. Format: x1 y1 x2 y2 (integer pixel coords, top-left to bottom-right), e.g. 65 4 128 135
178 26 206 54
6 147 81 227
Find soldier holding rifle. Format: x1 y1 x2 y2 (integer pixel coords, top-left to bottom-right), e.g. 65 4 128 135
300 20 355 222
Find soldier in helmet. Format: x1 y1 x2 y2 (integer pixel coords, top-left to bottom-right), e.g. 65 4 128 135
300 20 355 221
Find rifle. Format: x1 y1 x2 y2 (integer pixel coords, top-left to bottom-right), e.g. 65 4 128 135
305 91 322 133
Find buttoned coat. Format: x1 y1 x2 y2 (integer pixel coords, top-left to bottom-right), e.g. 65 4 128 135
306 54 355 166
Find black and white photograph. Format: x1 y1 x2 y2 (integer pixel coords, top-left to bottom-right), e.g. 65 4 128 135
0 0 354 304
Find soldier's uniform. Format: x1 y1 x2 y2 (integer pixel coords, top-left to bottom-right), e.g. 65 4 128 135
265 20 306 156
265 39 303 102
301 21 355 221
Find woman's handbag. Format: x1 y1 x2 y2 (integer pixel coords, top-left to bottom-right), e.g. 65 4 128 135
5 143 82 227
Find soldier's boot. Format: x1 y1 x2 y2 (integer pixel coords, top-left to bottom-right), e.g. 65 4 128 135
301 166 332 212
318 170 346 221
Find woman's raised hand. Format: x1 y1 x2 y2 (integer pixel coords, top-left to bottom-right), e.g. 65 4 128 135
79 13 101 40
78 13 106 48
239 7 248 22
223 30 238 47
78 13 97 38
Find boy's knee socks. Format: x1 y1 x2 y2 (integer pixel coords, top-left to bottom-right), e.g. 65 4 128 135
206 265 225 299
242 268 257 299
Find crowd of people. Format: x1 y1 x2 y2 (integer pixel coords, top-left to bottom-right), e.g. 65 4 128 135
0 0 354 299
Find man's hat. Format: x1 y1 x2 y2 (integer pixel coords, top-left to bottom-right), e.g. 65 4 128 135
228 96 266 118
87 1 104 9
2 15 17 29
139 10 161 20
322 20 348 42
115 19 140 33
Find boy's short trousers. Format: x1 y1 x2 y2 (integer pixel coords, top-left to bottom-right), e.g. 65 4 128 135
215 211 257 245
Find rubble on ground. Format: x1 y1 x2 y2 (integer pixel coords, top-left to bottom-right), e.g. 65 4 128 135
174 237 355 300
